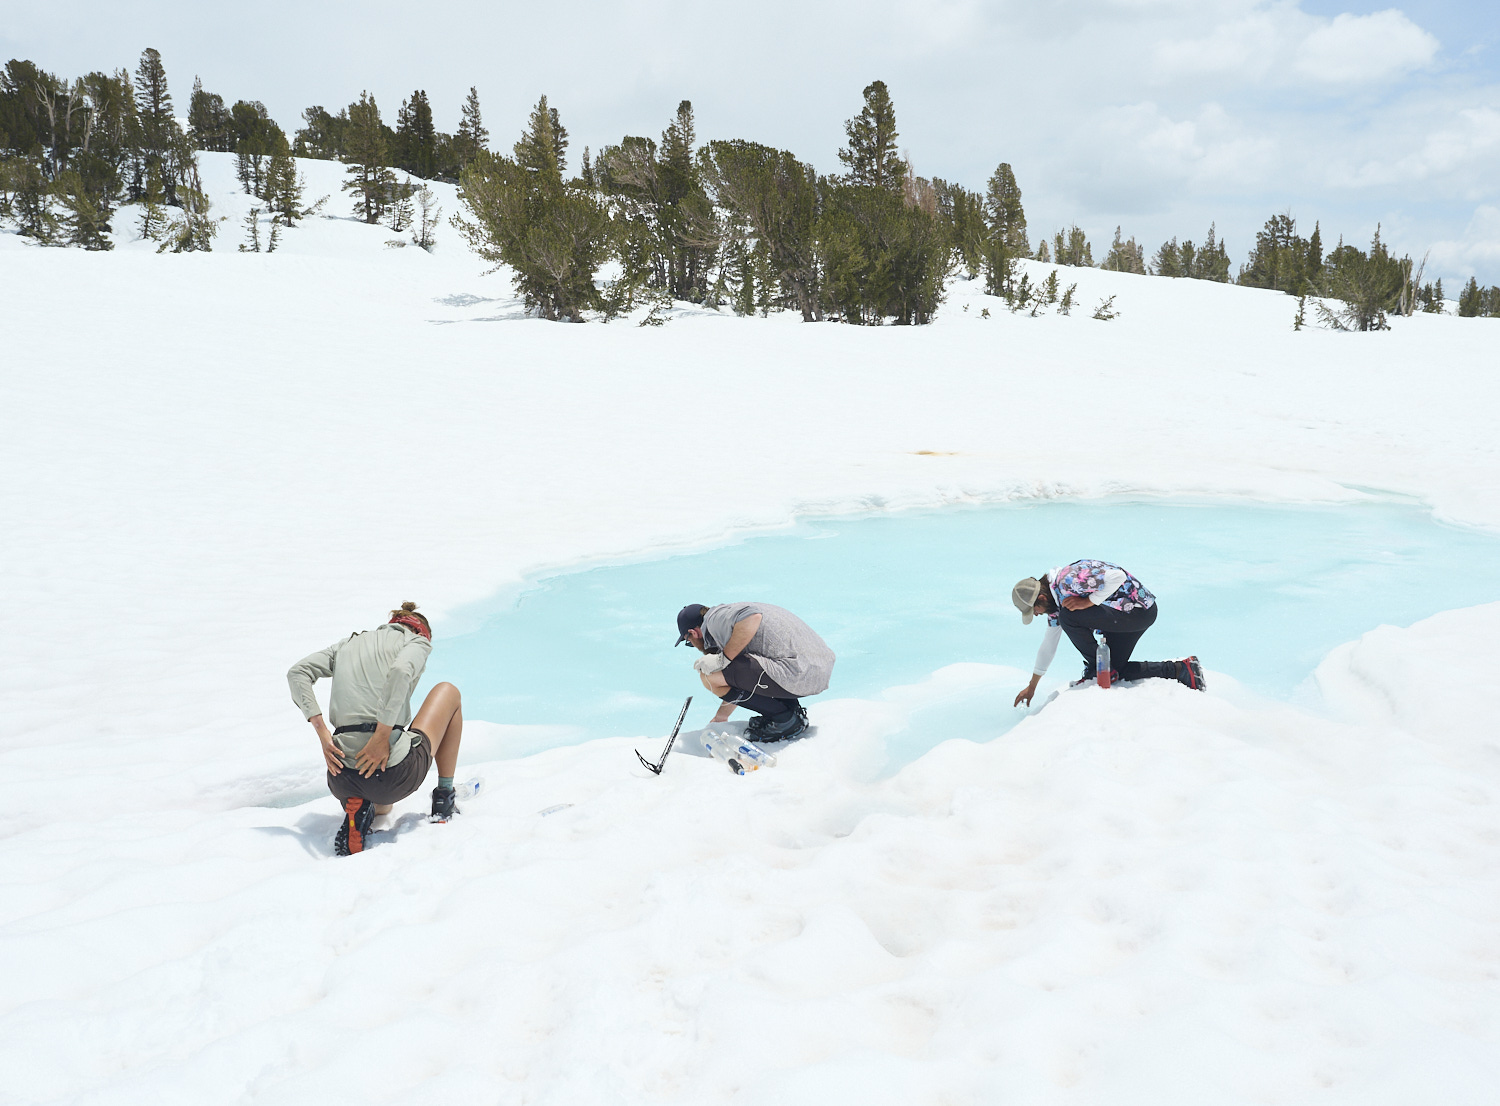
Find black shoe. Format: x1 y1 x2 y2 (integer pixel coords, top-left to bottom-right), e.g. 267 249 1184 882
430 786 459 823
1176 657 1206 691
755 706 809 743
745 714 772 737
334 797 376 856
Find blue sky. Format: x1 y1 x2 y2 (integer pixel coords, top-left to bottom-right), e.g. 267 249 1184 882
6 1 1498 284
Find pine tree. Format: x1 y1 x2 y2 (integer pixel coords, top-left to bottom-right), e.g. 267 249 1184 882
394 90 437 178
1152 238 1182 277
1240 213 1312 294
266 216 280 253
239 206 262 252
454 86 488 166
54 169 113 249
1053 225 1093 267
838 80 907 192
137 162 168 240
983 162 1027 253
453 96 613 321
1194 223 1231 282
187 76 230 151
411 183 440 251
1101 226 1146 274
514 95 567 177
981 162 1027 298
931 178 985 278
386 176 415 231
342 91 396 223
264 138 304 225
133 48 177 203
700 139 821 320
157 157 216 252
1314 226 1404 331
1457 276 1482 317
5 157 59 242
294 105 348 160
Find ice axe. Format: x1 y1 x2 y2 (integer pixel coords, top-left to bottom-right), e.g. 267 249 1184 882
636 696 692 775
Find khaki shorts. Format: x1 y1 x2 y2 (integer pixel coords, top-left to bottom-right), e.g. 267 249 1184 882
327 731 433 805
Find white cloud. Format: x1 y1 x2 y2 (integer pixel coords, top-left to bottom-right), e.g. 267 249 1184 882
1151 3 1439 88
1295 9 1439 84
1428 204 1500 281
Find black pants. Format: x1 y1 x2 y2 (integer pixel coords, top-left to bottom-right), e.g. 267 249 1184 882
721 653 800 718
1058 602 1178 681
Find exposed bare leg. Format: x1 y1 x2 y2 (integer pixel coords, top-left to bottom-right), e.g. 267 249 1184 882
411 681 463 782
374 803 393 815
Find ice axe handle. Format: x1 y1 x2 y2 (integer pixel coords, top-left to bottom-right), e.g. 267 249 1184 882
639 693 696 774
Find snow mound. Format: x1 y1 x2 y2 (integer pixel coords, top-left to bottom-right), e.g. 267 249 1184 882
3 611 1499 1103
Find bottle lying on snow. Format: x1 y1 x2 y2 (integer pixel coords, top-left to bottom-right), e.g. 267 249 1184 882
702 729 778 775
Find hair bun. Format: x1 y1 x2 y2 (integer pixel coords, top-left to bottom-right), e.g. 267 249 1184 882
400 601 418 612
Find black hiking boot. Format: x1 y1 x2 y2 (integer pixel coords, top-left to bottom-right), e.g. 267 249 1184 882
1175 656 1206 691
334 797 376 856
755 706 809 743
430 786 459 823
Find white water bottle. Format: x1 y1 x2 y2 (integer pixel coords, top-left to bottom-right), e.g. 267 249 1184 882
1096 633 1112 689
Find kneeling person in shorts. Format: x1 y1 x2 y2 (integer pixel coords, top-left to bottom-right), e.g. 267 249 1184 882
287 601 466 855
675 602 836 742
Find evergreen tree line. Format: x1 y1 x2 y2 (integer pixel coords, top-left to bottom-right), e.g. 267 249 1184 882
0 47 338 251
7 49 1498 322
0 49 216 250
457 82 1039 323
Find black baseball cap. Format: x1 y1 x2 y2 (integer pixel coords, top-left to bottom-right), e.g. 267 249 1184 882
675 603 707 645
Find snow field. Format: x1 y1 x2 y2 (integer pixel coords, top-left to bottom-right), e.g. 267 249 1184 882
2 152 1499 1103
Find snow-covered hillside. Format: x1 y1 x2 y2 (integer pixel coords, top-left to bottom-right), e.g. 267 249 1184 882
2 153 1498 1104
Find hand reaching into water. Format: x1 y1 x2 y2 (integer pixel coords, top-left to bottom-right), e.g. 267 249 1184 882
1014 674 1041 707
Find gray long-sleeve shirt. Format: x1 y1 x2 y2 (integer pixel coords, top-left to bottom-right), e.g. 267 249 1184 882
702 602 835 697
287 623 432 768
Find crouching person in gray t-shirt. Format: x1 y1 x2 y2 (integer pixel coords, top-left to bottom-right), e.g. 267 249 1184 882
674 602 836 742
287 602 466 855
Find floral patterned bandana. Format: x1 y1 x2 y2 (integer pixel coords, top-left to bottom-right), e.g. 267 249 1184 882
388 613 431 640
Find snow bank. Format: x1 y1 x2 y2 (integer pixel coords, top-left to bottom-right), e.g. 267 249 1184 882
2 154 1499 1103
3 616 1497 1103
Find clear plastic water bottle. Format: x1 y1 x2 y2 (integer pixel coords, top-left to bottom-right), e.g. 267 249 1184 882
731 737 777 771
454 776 484 800
1095 633 1112 689
703 729 776 774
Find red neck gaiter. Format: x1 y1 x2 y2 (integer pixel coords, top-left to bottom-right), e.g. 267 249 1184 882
389 614 431 640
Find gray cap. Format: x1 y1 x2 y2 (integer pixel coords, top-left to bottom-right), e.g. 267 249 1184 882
1012 577 1042 624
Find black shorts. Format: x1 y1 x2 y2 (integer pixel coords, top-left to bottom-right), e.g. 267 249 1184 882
327 731 433 805
721 654 797 703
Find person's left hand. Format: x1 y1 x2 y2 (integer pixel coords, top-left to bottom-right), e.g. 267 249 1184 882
354 732 391 777
1061 595 1094 611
